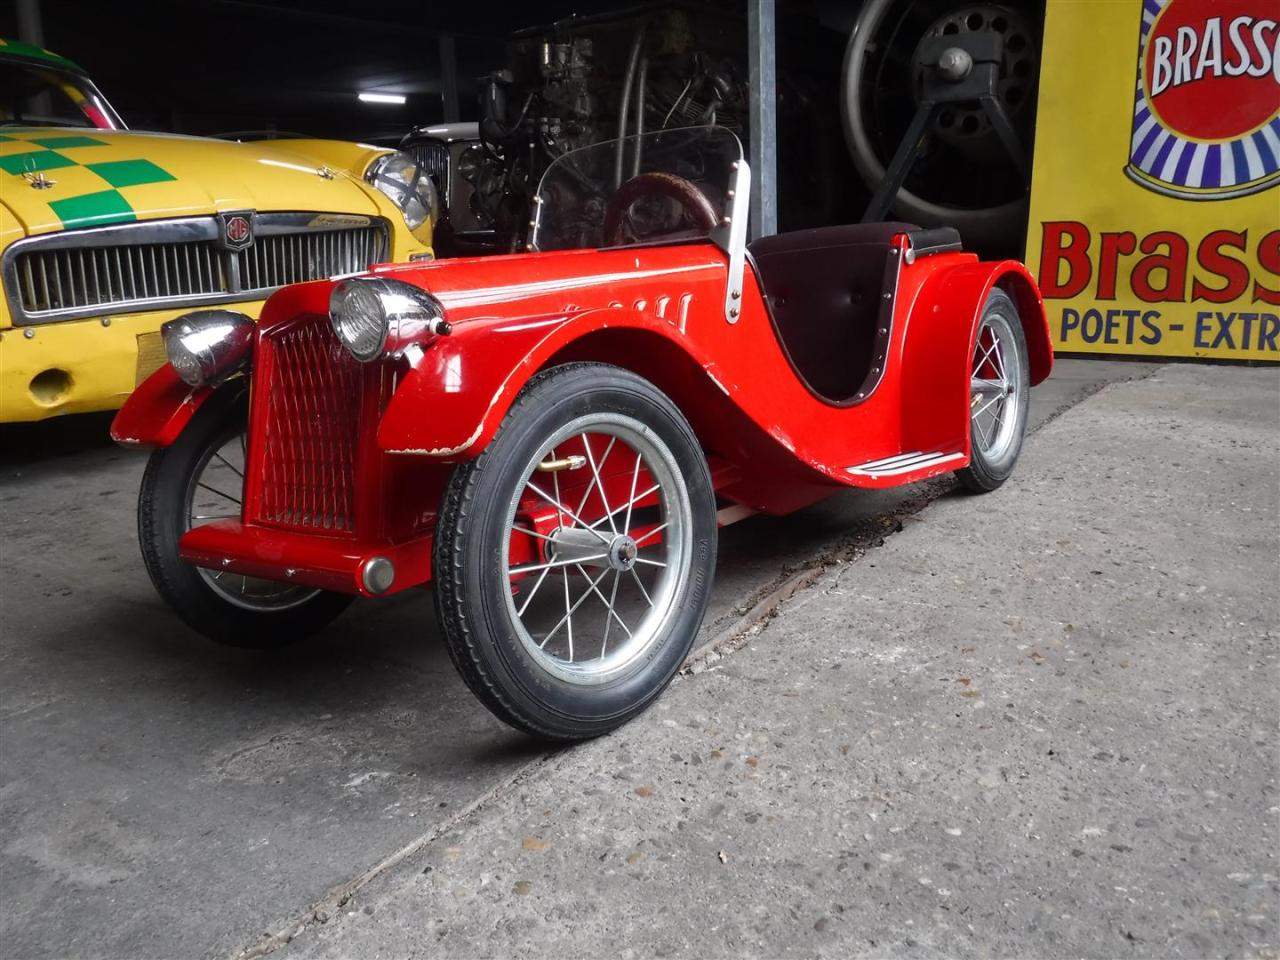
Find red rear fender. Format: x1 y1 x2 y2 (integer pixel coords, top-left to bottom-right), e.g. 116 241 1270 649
997 266 1053 386
897 259 1052 457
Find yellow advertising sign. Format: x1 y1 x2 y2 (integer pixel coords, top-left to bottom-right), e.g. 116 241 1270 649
1026 0 1279 362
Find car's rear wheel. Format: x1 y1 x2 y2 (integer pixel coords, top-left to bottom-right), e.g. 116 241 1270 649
434 363 717 740
955 288 1030 493
137 387 352 647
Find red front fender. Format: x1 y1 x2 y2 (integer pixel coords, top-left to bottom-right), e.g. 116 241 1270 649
376 308 706 461
109 363 215 448
109 281 324 448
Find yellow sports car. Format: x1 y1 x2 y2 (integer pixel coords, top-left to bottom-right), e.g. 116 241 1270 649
0 38 437 422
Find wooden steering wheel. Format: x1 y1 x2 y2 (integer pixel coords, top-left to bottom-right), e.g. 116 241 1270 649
602 173 719 246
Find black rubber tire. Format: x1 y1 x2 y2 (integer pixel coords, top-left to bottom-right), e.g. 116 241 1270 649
434 363 717 741
137 385 353 648
955 288 1030 494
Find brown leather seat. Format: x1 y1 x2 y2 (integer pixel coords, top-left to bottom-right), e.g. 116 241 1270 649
748 223 917 404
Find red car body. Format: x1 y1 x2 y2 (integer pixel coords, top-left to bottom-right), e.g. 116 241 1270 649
114 230 1051 599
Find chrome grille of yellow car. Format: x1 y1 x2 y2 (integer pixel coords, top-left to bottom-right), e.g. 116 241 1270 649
236 227 386 292
2 212 389 325
13 239 227 315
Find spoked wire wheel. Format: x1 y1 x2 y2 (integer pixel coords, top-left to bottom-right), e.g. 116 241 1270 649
956 288 1029 492
185 423 319 611
137 387 352 647
434 363 717 740
502 413 693 686
969 311 1022 463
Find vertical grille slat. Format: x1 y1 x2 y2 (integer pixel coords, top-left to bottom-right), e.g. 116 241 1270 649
49 252 63 311
37 254 51 312
21 257 37 310
124 245 138 301
73 250 86 307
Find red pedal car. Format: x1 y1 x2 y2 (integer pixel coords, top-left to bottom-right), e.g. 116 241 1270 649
113 127 1052 740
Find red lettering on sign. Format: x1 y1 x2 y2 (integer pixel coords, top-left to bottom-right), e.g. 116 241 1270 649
1254 230 1280 305
1039 221 1092 298
1039 223 1275 308
1132 231 1190 302
1097 232 1138 300
1192 230 1251 303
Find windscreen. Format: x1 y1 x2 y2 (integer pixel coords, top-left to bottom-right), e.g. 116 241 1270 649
0 61 123 130
533 126 742 253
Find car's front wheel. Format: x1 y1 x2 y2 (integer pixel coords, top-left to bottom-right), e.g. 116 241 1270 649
434 363 718 740
137 387 353 647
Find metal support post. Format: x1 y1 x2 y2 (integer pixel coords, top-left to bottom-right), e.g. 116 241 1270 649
747 0 777 240
439 35 460 123
17 0 44 46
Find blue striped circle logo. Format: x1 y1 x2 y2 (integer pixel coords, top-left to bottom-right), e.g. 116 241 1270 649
1126 0 1280 200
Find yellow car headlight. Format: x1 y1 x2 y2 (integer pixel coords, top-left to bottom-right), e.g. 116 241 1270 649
365 151 439 232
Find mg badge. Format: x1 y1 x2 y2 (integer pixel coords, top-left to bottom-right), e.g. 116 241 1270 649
219 211 254 250
1126 0 1280 200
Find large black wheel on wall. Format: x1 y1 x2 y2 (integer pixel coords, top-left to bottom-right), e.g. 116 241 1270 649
434 363 718 741
842 0 1042 250
136 386 353 647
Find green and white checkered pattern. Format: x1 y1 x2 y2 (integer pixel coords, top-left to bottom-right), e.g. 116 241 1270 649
0 128 176 229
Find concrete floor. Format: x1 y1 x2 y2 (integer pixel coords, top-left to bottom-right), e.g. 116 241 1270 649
6 358 1274 960
281 363 1279 960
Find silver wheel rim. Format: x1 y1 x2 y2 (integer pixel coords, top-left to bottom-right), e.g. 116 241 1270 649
501 412 693 686
187 429 321 612
970 312 1022 463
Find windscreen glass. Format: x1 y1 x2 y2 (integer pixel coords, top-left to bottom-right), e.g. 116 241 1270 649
533 126 741 252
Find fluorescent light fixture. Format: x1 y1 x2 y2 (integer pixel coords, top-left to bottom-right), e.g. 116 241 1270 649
358 92 406 105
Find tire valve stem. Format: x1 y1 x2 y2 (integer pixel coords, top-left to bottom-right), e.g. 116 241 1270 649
536 455 587 473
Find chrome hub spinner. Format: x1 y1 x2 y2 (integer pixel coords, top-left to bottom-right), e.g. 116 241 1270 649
608 535 639 572
547 527 640 573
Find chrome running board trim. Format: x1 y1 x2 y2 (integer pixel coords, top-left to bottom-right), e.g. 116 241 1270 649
846 450 965 478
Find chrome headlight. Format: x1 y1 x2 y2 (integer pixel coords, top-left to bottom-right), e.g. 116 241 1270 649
161 310 254 387
365 151 439 231
329 277 451 362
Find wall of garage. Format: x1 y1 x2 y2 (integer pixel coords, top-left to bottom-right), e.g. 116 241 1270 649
5 0 840 143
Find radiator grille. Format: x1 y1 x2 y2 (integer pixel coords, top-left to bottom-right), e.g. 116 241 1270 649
5 214 389 324
256 319 365 533
14 240 228 313
405 139 450 197
236 227 386 291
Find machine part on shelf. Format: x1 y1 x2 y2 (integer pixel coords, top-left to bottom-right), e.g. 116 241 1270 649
456 9 759 253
